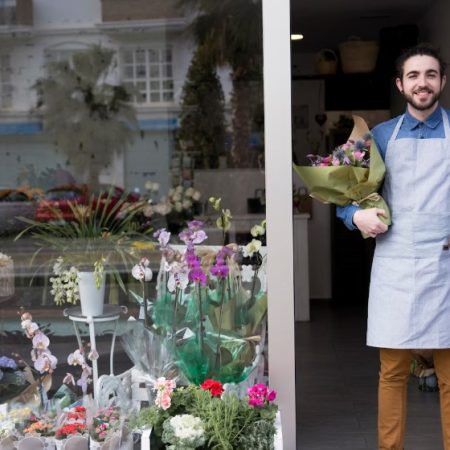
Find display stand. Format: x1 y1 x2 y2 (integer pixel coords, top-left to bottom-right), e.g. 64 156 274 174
63 305 127 399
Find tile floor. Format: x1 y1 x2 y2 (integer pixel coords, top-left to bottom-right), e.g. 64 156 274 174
296 301 443 450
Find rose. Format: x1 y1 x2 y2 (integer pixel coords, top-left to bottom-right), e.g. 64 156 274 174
200 379 224 397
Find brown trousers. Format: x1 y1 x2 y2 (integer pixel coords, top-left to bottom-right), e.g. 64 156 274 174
379 348 450 450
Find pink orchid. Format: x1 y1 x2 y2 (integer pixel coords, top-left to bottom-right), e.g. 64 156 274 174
32 332 50 349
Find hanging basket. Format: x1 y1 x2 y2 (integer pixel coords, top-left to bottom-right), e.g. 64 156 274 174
339 39 379 73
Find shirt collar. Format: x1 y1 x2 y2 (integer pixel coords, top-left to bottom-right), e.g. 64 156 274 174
403 106 442 131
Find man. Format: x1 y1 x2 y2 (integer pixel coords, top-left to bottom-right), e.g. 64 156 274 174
337 44 450 450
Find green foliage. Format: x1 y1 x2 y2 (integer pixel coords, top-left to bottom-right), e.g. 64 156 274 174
15 189 151 293
178 45 226 169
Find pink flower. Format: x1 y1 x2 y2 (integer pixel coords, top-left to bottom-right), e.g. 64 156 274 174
353 150 365 161
247 383 277 408
156 391 172 410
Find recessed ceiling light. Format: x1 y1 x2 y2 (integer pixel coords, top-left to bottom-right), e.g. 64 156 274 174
291 34 304 41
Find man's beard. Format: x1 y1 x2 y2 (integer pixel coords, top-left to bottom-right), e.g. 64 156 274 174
402 88 441 112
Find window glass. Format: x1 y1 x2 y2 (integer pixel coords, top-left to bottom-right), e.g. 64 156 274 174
0 0 267 442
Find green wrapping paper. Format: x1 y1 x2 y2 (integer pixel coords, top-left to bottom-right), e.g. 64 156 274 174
294 115 391 238
151 267 267 385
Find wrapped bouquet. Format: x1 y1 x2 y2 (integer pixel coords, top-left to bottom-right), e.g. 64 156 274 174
294 115 391 237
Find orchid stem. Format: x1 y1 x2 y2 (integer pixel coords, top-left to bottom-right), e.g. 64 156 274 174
197 284 204 354
215 278 226 369
143 282 149 328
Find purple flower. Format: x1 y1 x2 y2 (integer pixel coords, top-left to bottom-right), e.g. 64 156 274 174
186 252 201 269
189 267 207 285
210 263 229 278
187 220 204 230
154 228 171 247
0 356 17 370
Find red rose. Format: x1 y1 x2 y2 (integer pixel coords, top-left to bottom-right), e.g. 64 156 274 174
200 379 224 397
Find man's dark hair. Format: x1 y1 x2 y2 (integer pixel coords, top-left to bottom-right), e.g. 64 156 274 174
395 43 447 78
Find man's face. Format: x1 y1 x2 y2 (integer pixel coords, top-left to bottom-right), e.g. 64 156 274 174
396 55 446 114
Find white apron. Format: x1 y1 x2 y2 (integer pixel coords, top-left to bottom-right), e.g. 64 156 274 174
367 108 450 348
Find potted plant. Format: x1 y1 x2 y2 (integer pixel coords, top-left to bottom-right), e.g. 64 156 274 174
132 377 278 449
15 190 151 316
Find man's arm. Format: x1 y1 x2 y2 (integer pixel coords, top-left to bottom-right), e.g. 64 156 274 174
335 120 391 235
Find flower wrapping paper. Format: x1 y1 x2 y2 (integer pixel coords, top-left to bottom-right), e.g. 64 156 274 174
294 115 391 238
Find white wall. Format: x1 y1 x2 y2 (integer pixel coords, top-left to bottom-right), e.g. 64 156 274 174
33 0 101 29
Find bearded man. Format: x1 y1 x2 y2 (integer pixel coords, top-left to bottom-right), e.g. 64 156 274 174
337 43 450 450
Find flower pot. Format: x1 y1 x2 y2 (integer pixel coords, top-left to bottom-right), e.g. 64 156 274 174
78 272 106 317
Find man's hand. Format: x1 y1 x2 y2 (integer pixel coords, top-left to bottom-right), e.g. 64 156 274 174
353 208 388 238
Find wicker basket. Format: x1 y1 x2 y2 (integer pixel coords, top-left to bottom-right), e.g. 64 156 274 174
339 39 379 73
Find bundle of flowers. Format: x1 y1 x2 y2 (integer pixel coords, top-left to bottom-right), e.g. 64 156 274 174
90 406 121 443
294 115 391 238
133 377 278 450
137 200 267 385
23 416 55 436
55 406 87 441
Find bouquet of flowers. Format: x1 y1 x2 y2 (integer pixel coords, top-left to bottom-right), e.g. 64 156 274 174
133 377 278 450
90 406 122 445
294 115 391 237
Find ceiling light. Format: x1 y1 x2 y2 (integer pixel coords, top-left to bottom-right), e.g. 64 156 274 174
291 34 304 41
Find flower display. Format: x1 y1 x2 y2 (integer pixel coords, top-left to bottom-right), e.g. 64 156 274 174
294 115 391 238
133 380 278 449
145 200 267 386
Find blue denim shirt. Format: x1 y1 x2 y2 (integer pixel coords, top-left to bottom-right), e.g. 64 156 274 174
336 106 450 230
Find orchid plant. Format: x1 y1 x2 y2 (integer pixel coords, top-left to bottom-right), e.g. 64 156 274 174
63 346 98 396
141 198 268 386
19 311 58 409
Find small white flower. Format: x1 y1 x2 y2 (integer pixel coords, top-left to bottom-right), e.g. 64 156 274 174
241 264 254 283
68 349 85 366
243 239 262 258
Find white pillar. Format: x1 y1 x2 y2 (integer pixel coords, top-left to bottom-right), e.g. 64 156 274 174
263 0 296 449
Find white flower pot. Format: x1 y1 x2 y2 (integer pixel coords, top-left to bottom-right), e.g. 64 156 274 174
78 272 106 317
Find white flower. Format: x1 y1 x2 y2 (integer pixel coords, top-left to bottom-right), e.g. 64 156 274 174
182 199 192 209
68 349 85 366
169 414 205 441
185 187 194 197
243 239 262 258
192 190 201 201
34 351 58 373
174 201 183 212
131 262 153 282
32 332 50 349
241 264 254 282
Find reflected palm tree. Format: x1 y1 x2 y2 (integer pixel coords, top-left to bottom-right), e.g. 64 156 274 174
178 0 263 168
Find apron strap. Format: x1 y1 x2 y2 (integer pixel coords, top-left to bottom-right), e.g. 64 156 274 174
390 115 404 141
441 107 450 137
